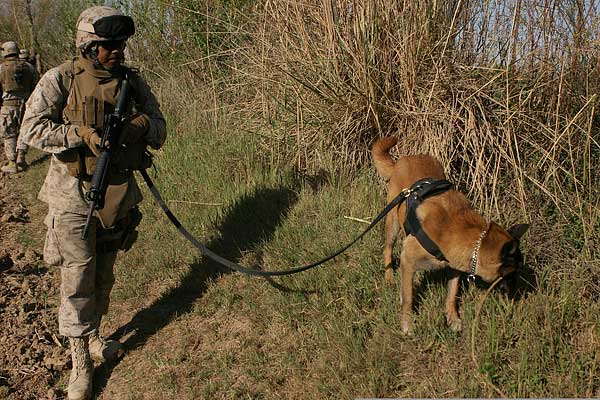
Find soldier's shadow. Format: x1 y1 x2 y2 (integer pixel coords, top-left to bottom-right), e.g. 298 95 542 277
27 153 50 167
93 184 299 396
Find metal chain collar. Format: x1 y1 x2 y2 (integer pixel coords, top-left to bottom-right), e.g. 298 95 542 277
468 227 488 282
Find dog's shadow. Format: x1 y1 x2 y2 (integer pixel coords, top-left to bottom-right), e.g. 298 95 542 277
412 268 453 313
412 264 538 315
93 184 300 396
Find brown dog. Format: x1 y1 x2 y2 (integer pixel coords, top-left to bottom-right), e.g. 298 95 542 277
371 137 528 334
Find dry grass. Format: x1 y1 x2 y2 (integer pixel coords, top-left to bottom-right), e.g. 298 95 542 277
224 0 600 258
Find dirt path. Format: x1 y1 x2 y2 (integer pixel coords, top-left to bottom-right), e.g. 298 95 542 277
0 153 69 400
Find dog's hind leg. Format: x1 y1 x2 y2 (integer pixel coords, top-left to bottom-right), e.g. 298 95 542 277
383 210 401 283
399 236 418 335
445 271 462 332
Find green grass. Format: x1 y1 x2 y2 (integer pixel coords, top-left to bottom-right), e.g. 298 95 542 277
14 118 599 399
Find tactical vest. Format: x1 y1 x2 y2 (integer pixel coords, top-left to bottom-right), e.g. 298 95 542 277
56 57 131 181
0 59 33 92
56 57 146 228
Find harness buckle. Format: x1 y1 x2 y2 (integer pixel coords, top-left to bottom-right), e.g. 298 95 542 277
409 180 431 197
400 187 412 198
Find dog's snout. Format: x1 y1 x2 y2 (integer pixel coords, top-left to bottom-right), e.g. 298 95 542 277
499 270 521 294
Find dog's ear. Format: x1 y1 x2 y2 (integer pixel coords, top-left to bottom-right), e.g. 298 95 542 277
501 239 523 267
502 240 519 258
507 223 529 240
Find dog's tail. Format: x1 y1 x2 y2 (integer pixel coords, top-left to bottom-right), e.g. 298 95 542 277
371 136 398 179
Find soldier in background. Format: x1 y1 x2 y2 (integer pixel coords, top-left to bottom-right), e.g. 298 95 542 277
0 41 38 173
19 48 42 74
19 48 33 64
21 48 43 75
20 6 166 400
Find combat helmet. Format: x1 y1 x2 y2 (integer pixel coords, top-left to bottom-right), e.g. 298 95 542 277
76 6 135 50
1 41 19 58
18 48 30 60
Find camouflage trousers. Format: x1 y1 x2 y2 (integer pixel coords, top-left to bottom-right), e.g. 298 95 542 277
0 102 29 161
43 208 119 337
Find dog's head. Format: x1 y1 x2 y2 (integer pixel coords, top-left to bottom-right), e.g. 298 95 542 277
476 223 529 283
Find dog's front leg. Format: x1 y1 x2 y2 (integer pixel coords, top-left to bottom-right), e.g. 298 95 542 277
445 272 462 332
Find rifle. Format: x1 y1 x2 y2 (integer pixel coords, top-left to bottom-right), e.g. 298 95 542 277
82 74 130 240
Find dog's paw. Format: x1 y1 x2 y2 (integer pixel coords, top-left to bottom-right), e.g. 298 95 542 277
384 268 394 284
401 318 414 335
446 315 462 332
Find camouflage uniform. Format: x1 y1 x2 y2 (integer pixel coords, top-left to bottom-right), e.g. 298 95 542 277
20 56 166 338
0 43 38 163
22 7 161 398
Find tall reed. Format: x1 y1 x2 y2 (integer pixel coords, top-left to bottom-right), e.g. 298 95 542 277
229 0 599 256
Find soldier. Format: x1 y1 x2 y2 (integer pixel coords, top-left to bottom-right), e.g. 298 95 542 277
19 48 32 64
20 6 167 400
20 48 42 75
0 41 38 173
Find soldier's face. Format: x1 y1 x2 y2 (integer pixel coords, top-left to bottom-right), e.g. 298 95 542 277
97 40 126 69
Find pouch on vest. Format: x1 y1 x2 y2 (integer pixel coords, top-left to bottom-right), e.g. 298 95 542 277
55 147 95 178
82 180 130 229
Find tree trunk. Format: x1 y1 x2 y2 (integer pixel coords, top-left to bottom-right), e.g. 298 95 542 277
11 0 24 45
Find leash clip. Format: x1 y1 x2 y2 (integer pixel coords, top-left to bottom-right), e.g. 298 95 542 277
400 187 412 198
467 273 476 283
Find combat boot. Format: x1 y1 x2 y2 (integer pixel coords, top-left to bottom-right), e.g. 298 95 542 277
1 160 17 174
68 336 93 400
16 150 27 171
89 331 124 362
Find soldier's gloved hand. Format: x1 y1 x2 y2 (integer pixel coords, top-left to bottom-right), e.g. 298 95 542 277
78 126 102 157
121 113 150 145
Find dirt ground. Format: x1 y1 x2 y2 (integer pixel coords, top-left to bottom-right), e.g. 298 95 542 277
0 152 69 400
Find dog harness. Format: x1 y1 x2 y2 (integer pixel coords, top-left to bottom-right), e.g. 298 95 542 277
403 178 454 261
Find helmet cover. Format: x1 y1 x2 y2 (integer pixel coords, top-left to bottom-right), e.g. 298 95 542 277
19 48 30 59
1 41 19 58
76 6 135 49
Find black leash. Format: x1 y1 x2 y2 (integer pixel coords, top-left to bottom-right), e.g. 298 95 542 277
140 169 409 277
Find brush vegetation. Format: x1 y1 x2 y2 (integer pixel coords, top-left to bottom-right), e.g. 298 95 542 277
3 0 599 398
